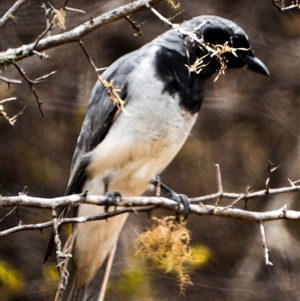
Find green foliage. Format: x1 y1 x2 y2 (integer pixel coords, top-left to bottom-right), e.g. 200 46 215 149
40 263 59 299
189 245 211 267
0 261 24 300
106 264 152 299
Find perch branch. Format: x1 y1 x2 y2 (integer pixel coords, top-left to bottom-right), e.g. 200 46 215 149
0 189 299 237
259 221 273 265
0 0 28 27
0 0 162 66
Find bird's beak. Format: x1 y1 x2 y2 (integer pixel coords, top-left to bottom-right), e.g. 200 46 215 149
242 54 270 76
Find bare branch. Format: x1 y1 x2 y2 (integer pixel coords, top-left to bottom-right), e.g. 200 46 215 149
191 183 300 203
0 97 26 125
218 186 252 212
125 15 146 36
13 63 44 117
288 178 300 187
6 105 27 125
33 70 57 83
266 161 281 193
78 40 129 115
31 50 49 60
0 180 299 237
214 164 223 207
0 206 155 237
65 7 86 14
1 200 299 238
271 0 299 11
1 184 299 210
0 76 22 85
259 221 273 265
97 242 117 301
0 0 162 66
0 0 28 28
0 207 17 223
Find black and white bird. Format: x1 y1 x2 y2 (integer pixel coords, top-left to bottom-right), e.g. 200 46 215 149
50 15 269 300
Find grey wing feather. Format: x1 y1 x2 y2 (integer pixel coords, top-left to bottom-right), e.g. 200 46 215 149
65 50 144 196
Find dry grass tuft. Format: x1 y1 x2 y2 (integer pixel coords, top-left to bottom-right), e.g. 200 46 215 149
52 9 66 30
166 0 180 9
135 216 193 293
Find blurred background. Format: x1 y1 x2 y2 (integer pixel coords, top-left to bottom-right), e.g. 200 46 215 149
0 0 299 300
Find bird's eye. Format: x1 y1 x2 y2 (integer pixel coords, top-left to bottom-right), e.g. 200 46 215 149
229 35 249 48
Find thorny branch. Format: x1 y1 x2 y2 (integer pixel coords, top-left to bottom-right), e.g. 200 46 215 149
125 15 146 36
0 0 162 66
0 164 299 269
214 164 223 207
12 64 57 117
266 160 280 193
0 75 22 86
13 63 44 117
0 0 29 27
78 41 129 115
271 0 300 11
0 97 26 125
1 164 299 238
259 221 273 265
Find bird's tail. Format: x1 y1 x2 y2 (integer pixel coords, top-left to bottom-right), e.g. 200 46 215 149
53 212 129 301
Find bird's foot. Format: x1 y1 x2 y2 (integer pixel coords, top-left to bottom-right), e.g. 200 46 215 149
104 191 121 212
151 178 190 221
169 191 190 221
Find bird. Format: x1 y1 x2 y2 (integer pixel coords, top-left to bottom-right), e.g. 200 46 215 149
48 15 269 301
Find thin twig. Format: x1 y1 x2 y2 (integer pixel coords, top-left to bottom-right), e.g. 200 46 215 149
33 70 57 83
125 15 146 36
0 206 156 237
288 178 300 187
0 97 26 125
77 40 129 115
97 242 117 301
217 185 251 212
13 63 44 117
0 190 299 237
271 0 299 11
1 184 299 209
0 0 162 66
52 209 65 260
0 76 22 85
146 5 250 81
0 97 17 104
65 6 86 14
169 9 186 21
214 164 223 207
33 20 55 50
259 221 273 265
0 207 17 223
0 0 28 27
40 3 51 37
266 161 280 193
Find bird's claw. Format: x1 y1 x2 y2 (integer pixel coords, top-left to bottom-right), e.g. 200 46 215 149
170 192 190 221
151 177 190 220
104 191 121 212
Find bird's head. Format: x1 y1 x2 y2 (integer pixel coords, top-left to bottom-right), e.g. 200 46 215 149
183 16 270 77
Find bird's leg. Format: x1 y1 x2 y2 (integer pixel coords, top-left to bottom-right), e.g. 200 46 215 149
103 177 121 212
151 176 190 221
